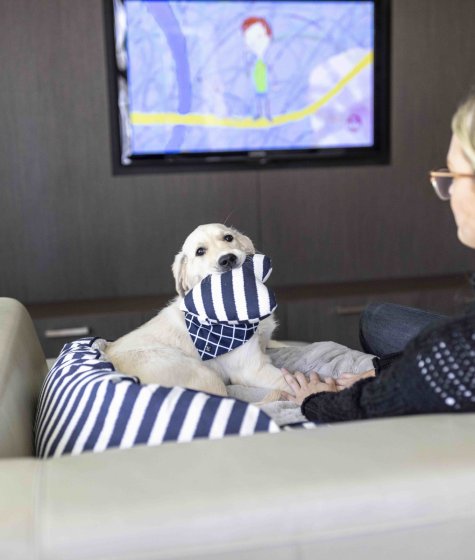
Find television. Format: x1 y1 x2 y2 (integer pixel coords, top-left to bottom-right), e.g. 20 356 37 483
104 0 390 173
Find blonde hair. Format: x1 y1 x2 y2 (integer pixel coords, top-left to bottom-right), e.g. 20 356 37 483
452 92 475 169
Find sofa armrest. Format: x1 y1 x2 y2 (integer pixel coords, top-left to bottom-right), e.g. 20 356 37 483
0 298 48 457
2 413 475 560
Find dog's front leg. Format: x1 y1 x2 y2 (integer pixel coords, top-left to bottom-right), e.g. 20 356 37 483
254 389 283 406
253 362 290 392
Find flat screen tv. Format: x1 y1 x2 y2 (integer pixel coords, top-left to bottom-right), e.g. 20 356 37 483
104 0 390 173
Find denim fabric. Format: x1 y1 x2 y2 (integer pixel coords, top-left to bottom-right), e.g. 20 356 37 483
359 303 447 357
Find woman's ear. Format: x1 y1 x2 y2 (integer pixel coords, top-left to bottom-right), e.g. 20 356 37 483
172 252 189 296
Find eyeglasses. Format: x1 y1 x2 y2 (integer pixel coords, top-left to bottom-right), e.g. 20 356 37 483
429 168 475 200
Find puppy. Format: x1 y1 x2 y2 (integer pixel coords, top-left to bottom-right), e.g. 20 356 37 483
105 223 289 397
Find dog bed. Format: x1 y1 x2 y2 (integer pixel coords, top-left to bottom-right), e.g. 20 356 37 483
35 337 374 458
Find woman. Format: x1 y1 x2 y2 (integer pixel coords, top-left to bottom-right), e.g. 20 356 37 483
283 92 475 422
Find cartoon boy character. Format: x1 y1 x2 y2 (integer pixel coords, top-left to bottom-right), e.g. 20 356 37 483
241 16 272 120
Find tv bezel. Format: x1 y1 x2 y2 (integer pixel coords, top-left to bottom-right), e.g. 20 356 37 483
104 0 391 175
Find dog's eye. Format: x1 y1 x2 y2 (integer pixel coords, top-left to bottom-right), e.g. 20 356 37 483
195 247 206 256
224 234 234 242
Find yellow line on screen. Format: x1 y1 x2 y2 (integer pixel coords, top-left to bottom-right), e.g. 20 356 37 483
130 51 373 129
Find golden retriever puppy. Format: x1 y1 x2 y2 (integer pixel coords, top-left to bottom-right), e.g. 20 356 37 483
105 223 288 396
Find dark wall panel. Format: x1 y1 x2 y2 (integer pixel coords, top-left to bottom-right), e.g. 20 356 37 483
1 0 474 305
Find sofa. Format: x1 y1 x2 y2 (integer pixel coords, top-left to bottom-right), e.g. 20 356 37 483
2 296 475 560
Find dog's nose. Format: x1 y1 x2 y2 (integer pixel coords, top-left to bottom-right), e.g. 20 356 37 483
218 253 238 270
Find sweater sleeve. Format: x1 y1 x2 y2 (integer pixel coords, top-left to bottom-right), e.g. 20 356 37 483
301 313 475 423
300 368 410 422
301 377 374 422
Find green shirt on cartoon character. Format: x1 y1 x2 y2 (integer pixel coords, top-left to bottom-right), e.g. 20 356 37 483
242 16 272 120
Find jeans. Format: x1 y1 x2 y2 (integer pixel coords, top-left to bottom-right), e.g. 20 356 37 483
359 303 448 357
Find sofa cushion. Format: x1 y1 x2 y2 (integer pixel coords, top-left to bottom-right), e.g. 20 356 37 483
35 338 279 458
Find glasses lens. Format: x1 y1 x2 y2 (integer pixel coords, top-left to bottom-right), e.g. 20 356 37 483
430 170 452 200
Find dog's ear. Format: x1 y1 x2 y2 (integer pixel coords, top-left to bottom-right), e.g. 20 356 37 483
233 228 255 255
172 252 189 296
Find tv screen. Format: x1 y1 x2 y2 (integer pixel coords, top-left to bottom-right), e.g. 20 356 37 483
105 0 390 172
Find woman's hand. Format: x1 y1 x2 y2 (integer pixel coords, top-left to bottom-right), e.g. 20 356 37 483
281 370 337 406
335 369 376 391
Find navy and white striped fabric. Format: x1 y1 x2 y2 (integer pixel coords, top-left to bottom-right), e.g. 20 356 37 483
180 254 277 360
34 338 280 459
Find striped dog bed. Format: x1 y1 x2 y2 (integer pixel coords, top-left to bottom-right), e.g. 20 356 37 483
35 338 281 458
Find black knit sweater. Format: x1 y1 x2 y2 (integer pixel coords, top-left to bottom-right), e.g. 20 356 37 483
301 313 475 423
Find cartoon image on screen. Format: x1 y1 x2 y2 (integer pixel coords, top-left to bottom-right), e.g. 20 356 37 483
241 16 273 121
122 1 375 157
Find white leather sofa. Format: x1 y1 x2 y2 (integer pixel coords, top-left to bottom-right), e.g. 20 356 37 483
2 296 475 560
